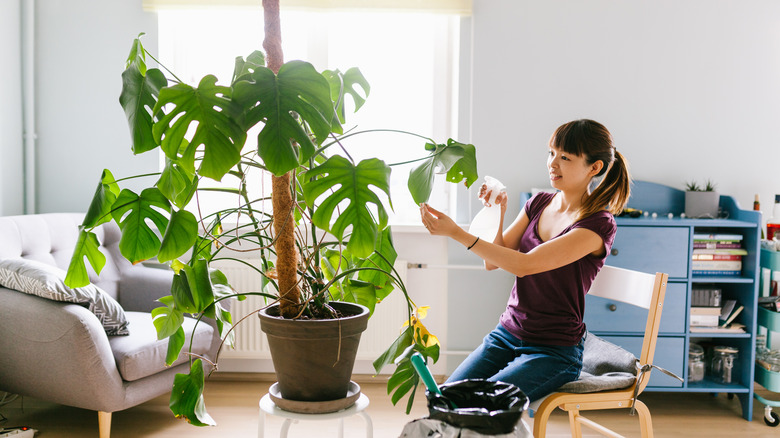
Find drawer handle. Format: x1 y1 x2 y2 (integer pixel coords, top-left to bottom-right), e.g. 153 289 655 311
610 248 619 256
608 304 617 312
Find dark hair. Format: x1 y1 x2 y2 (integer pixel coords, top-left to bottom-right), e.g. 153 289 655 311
549 119 631 220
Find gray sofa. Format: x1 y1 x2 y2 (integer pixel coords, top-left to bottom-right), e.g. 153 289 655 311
0 213 222 438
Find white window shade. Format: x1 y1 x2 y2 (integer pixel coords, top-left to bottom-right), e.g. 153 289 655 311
143 0 472 15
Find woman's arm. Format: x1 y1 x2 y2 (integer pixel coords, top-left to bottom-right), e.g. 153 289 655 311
485 208 529 270
421 204 604 277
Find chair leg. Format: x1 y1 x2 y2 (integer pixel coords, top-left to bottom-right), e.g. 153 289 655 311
98 411 112 438
532 402 556 437
568 409 583 438
633 400 654 438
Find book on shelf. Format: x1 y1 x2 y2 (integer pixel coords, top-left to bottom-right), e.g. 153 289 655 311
692 269 741 276
693 233 743 242
691 254 743 261
690 314 720 327
719 299 737 320
691 306 722 316
693 242 744 249
720 305 744 327
691 248 747 259
691 260 742 271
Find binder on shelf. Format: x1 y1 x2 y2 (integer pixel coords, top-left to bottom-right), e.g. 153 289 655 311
692 288 722 307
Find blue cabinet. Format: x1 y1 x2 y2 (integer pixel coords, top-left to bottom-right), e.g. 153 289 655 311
583 181 761 420
608 226 690 278
586 282 687 334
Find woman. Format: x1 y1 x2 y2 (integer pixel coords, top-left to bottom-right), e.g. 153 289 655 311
419 119 630 401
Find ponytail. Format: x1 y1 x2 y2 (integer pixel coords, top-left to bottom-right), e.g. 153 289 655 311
579 149 631 221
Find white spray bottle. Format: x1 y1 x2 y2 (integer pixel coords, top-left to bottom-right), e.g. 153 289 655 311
468 176 506 242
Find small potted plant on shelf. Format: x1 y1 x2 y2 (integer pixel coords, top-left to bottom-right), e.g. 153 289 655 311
64 2 478 426
684 179 720 218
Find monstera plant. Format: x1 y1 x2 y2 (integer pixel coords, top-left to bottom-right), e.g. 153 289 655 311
64 3 477 426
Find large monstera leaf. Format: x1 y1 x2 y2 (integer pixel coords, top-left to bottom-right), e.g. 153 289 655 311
111 188 171 264
408 139 478 205
233 60 338 176
304 156 392 258
153 76 246 181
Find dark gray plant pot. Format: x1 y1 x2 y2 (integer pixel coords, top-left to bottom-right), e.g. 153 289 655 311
685 191 720 218
258 301 369 403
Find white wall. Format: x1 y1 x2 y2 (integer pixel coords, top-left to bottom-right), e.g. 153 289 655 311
469 0 780 220
34 0 158 213
0 0 24 216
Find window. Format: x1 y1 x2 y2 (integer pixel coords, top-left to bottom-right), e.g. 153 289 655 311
157 7 462 224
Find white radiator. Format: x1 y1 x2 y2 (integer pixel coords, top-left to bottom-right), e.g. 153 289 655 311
212 259 410 365
211 259 270 359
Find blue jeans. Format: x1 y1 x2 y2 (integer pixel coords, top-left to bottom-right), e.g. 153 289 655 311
446 324 585 402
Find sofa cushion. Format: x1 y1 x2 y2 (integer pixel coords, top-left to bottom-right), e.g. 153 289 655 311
0 258 130 335
109 312 214 382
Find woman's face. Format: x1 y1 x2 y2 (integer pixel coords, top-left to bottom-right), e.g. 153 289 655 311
547 145 600 192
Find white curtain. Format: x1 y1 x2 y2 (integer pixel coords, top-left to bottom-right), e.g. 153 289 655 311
142 0 472 15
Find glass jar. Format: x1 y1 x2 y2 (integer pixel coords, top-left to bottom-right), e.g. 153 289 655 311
711 346 739 384
688 343 705 382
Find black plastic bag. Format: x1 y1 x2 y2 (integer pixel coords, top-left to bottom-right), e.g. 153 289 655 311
426 379 529 435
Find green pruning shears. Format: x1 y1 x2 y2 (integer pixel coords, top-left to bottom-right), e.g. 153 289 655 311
410 352 442 396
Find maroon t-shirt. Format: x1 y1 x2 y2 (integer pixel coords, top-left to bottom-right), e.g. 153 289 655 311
498 191 617 346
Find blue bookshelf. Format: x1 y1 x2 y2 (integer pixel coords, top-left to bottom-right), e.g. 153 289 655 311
585 180 760 420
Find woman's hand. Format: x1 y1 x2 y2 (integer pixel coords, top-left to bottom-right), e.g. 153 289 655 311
420 203 460 237
478 184 508 216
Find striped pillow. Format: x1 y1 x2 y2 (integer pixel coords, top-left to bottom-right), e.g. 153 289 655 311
0 258 129 335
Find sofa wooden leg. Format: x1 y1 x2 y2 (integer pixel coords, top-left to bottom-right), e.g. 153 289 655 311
98 411 112 438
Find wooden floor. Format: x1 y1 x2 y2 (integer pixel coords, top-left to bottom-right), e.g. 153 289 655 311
2 378 780 437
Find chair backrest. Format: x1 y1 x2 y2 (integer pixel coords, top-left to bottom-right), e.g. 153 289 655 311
588 265 669 392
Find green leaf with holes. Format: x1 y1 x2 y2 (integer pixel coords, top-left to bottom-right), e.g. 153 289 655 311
408 139 478 205
153 75 246 181
322 67 370 123
111 188 171 264
233 60 337 176
303 156 391 258
64 230 106 288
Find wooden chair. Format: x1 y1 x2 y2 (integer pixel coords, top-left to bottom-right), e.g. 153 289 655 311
531 265 670 438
